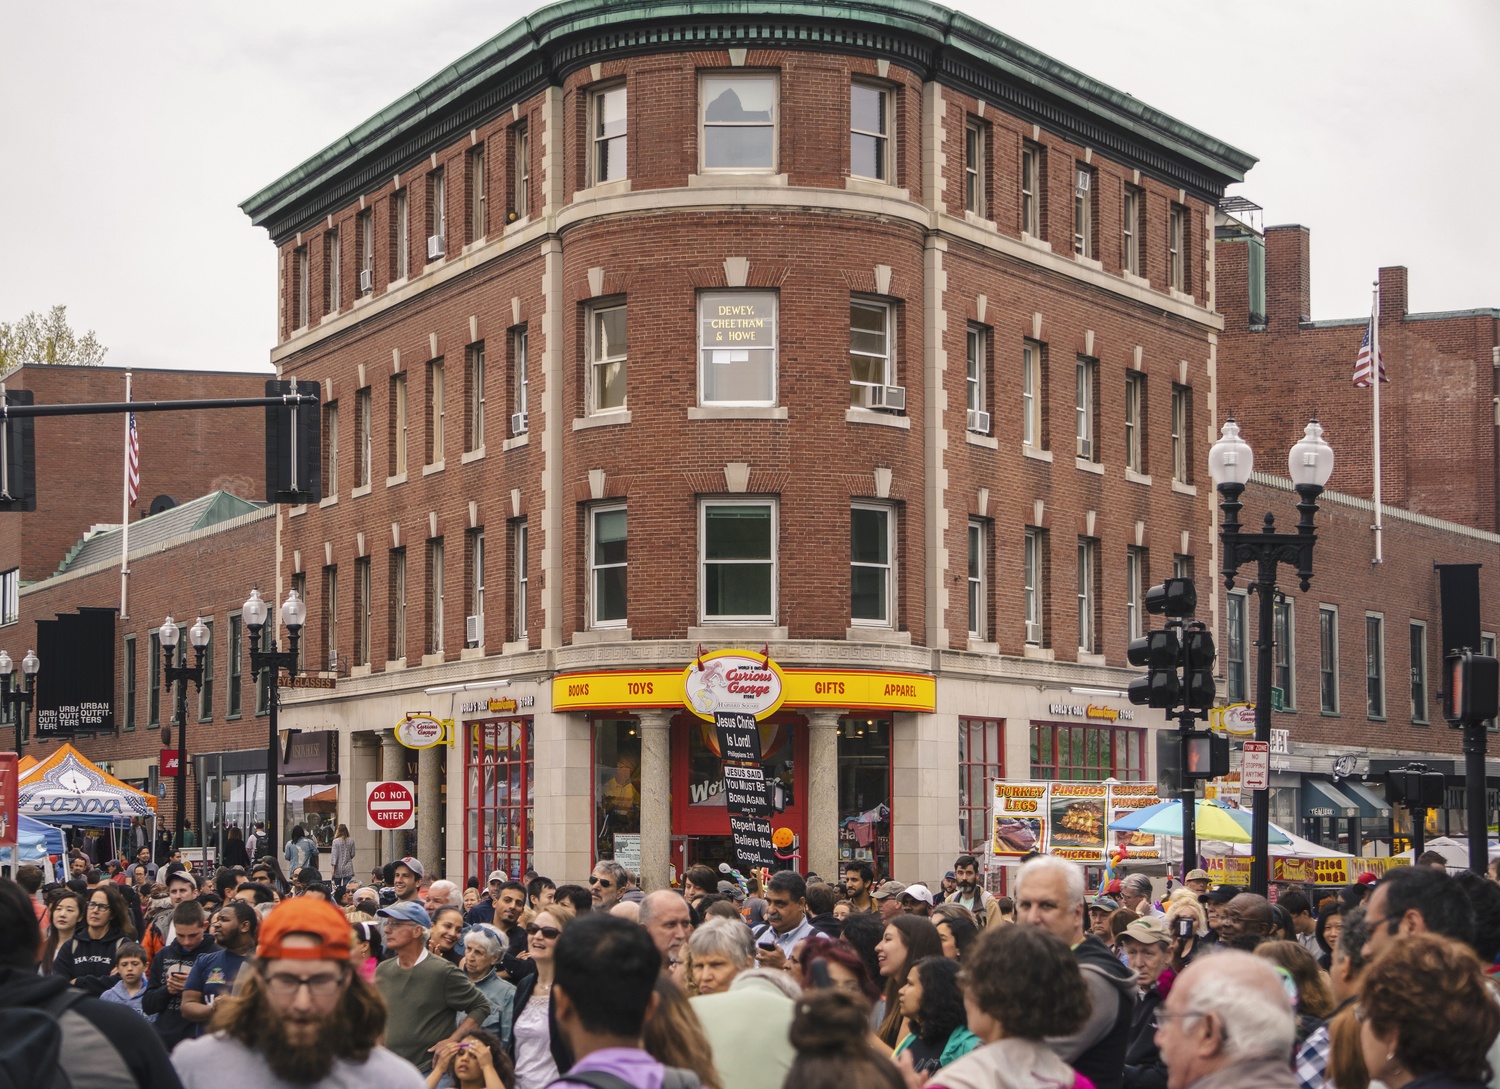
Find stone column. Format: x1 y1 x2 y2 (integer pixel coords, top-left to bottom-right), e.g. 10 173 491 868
349 732 382 878
417 742 444 877
380 730 406 864
637 710 673 892
806 711 842 880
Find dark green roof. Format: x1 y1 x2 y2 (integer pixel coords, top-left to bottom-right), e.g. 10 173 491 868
55 492 267 577
242 0 1255 241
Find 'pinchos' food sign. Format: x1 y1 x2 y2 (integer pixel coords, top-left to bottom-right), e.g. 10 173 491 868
992 779 1161 863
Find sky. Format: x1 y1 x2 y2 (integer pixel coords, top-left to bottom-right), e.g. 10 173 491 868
3 1 1496 372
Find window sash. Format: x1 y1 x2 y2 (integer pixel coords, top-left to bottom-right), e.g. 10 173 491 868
325 403 339 494
701 74 777 172
699 291 776 406
1124 372 1143 473
1274 600 1294 709
966 326 983 414
296 248 309 327
850 504 892 625
394 191 409 279
1022 343 1038 447
959 718 1004 852
701 502 776 621
1075 358 1094 460
850 83 889 181
431 541 445 653
1320 606 1339 713
849 300 892 395
592 85 628 185
124 635 137 728
1021 144 1039 236
469 146 486 240
1074 170 1092 257
590 507 628 628
1024 530 1043 645
429 361 445 462
1169 206 1185 290
360 210 374 276
514 124 530 215
357 389 372 488
1367 616 1384 718
1122 186 1140 274
356 559 371 665
1076 539 1095 653
514 522 529 640
1410 622 1427 722
514 326 529 419
1227 593 1248 701
227 617 241 718
430 169 446 241
468 343 485 451
326 231 340 313
967 521 985 639
964 121 984 215
393 374 408 477
392 550 408 660
1126 549 1143 641
470 531 485 637
589 304 628 413
1171 385 1188 482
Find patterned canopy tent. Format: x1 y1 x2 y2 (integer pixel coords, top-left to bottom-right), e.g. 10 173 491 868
19 743 157 829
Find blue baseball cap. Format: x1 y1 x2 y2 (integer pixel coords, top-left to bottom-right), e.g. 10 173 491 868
376 900 433 928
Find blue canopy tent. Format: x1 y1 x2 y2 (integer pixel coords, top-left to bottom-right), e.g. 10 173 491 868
0 814 68 876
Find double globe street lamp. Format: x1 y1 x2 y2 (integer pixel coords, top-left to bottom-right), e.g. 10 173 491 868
0 649 41 754
159 616 210 846
1208 418 1335 896
242 587 305 861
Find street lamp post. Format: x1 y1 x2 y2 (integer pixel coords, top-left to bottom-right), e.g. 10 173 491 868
243 588 305 860
0 649 40 755
1209 419 1334 897
160 616 210 847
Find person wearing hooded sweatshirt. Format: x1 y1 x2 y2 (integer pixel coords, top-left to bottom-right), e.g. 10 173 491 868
141 899 217 1051
54 884 134 996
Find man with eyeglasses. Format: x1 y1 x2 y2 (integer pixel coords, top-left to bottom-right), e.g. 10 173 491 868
1360 864 1476 961
373 900 492 1074
590 859 627 912
1153 950 1297 1089
1214 893 1274 952
173 897 426 1088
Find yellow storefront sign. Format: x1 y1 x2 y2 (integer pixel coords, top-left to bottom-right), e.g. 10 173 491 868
552 667 936 714
1205 855 1410 886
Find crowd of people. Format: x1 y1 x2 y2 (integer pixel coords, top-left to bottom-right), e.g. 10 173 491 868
4 842 1500 1089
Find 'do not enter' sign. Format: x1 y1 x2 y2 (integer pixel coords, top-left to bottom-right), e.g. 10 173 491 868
366 780 416 831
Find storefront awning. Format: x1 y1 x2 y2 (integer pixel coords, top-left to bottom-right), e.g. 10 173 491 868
1302 778 1359 820
1340 779 1391 820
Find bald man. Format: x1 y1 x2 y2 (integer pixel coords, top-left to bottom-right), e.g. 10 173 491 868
638 890 693 972
1154 950 1297 1089
1215 893 1273 952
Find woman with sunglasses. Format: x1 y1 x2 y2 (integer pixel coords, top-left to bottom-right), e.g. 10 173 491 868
509 903 575 1089
55 882 136 994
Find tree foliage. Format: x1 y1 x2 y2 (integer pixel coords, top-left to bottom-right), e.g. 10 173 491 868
0 306 108 368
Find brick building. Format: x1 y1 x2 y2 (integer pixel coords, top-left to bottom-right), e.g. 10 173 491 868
239 0 1256 887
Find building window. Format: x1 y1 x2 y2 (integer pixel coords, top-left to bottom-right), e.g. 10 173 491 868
1366 614 1385 719
148 631 161 727
849 299 894 407
197 620 213 722
389 549 407 661
352 558 371 666
227 615 241 718
1075 356 1097 461
323 229 340 314
967 521 986 640
701 500 776 622
1030 722 1145 781
590 84 627 185
467 143 486 243
512 521 528 642
850 82 890 181
467 718 533 884
1021 141 1042 237
357 209 374 294
428 539 445 655
323 566 338 674
1482 634 1497 731
390 373 408 477
1169 204 1187 291
427 168 446 254
1022 341 1044 448
1410 621 1428 723
964 119 986 216
851 504 894 627
1073 166 1094 258
355 388 372 489
699 291 776 406
1126 547 1146 642
1174 554 1193 581
0 568 16 625
511 121 530 219
392 189 409 280
1124 371 1145 474
123 634 137 730
1024 528 1045 647
588 506 628 628
323 401 339 496
1122 184 1142 275
427 359 445 464
701 73 776 172
1274 598 1295 710
588 303 627 414
466 530 485 647
837 717 890 874
1076 538 1097 654
966 325 988 431
959 717 1003 853
1171 384 1191 483
1227 591 1249 701
295 246 309 329
512 326 529 434
466 342 485 452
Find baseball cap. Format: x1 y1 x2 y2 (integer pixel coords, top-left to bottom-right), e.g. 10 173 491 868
1119 917 1173 946
1357 871 1379 885
1185 868 1211 882
487 870 505 885
1089 897 1120 913
376 900 433 928
1200 885 1242 905
944 871 956 880
902 884 935 906
872 880 907 901
258 897 353 961
394 856 425 879
717 880 746 902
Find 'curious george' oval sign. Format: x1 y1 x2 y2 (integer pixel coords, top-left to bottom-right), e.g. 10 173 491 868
682 649 787 722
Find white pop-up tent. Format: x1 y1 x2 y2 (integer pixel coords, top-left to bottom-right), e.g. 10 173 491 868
19 743 158 829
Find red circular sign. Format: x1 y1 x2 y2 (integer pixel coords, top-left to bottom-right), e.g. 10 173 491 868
367 781 415 830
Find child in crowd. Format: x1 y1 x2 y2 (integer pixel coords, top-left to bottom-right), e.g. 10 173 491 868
100 942 153 1019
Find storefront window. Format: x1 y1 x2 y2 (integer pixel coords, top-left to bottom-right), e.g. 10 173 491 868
838 717 892 878
959 718 1004 854
594 718 642 861
467 718 533 881
1029 722 1144 781
285 784 339 847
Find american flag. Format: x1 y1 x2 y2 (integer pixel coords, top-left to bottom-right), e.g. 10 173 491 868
125 412 140 504
1352 313 1386 387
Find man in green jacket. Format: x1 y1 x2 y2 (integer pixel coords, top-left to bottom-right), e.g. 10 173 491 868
374 901 491 1073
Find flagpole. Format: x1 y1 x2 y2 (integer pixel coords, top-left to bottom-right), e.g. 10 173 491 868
1371 279 1384 565
121 372 132 618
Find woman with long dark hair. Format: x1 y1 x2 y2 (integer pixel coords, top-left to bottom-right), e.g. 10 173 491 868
643 976 723 1089
874 914 943 1047
781 990 906 1089
222 825 251 869
892 957 980 1074
41 888 85 975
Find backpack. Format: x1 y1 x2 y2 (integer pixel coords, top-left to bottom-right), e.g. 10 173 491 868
0 987 135 1089
553 1067 702 1089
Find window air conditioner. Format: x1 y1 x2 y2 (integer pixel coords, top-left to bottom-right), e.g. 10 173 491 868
1076 169 1091 191
967 408 991 434
511 411 528 435
427 235 446 260
359 268 373 294
466 614 481 646
868 384 906 412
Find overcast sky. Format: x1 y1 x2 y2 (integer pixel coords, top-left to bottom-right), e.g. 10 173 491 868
3 1 1495 372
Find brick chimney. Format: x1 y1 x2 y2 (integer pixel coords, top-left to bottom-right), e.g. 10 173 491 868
1264 224 1311 329
1378 266 1408 320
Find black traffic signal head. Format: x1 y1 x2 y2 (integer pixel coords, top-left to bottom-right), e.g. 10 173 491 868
1128 629 1181 670
1128 670 1180 709
1144 578 1196 618
1182 627 1217 710
1445 649 1500 727
1128 629 1182 709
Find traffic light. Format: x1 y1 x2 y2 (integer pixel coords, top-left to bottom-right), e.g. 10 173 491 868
1128 629 1181 708
1386 765 1446 809
265 379 322 504
1144 577 1196 618
1444 648 1500 727
0 389 37 512
1182 625 1217 710
1182 730 1230 779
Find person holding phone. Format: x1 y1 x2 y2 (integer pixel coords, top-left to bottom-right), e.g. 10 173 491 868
1119 918 1172 1089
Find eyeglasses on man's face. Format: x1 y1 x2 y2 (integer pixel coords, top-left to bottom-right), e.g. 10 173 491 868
589 876 613 887
264 971 345 998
